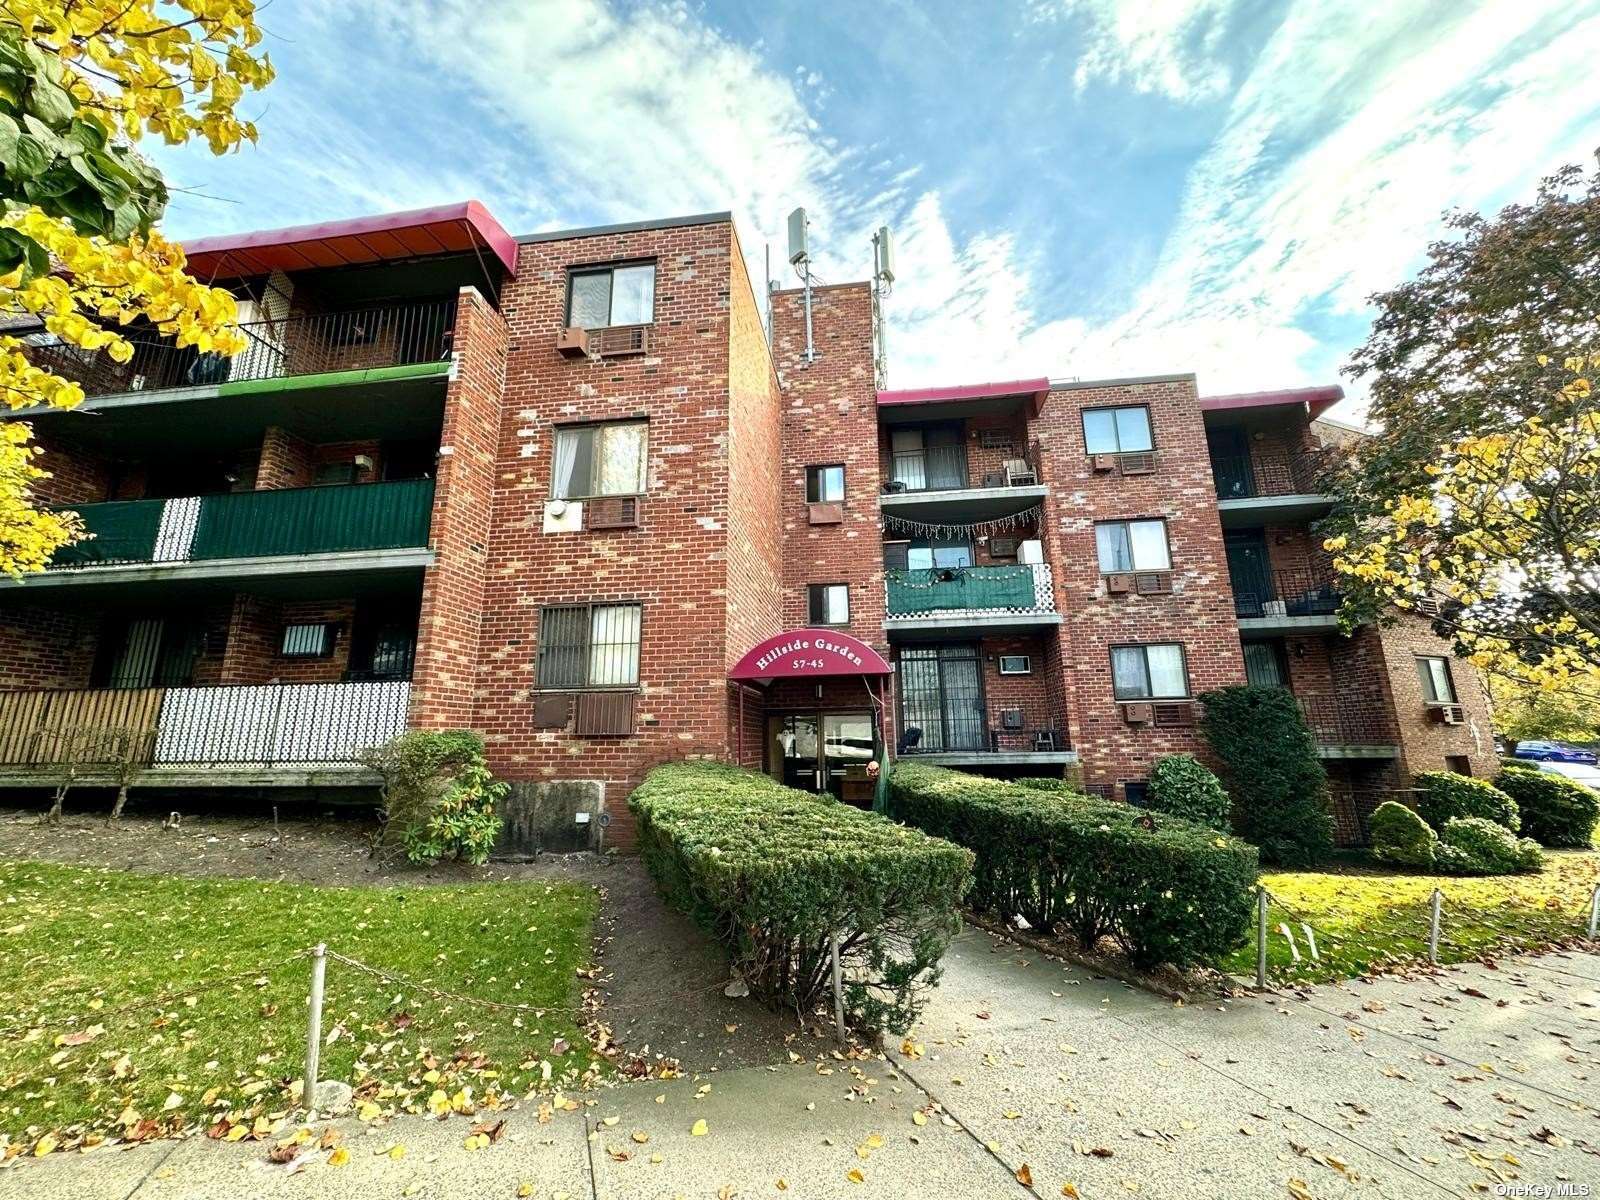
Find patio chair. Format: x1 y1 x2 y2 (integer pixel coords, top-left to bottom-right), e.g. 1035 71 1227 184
1002 458 1038 487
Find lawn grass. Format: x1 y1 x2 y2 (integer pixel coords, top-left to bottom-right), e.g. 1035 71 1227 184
1214 848 1600 985
0 861 601 1154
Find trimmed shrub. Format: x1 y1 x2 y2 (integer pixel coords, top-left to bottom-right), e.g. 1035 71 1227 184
1437 816 1544 875
1414 771 1519 832
1146 754 1230 829
629 762 972 1035
1494 766 1599 848
1014 777 1080 795
888 763 1257 969
363 730 506 865
1199 686 1332 866
1369 801 1437 868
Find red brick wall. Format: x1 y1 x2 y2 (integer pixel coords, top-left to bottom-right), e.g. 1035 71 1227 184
1034 376 1246 797
31 432 113 505
1376 614 1498 778
219 596 355 684
256 426 315 490
0 607 98 689
770 283 886 651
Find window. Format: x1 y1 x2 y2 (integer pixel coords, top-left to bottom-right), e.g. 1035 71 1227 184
1416 655 1457 704
1111 644 1189 700
567 262 655 329
997 655 1032 675
552 421 648 499
1241 641 1287 688
537 603 642 688
1082 405 1154 454
281 623 335 658
313 460 357 486
806 465 845 503
1445 754 1472 776
906 539 973 571
1095 519 1170 572
808 584 850 626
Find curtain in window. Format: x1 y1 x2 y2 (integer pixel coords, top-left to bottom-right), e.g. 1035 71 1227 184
597 423 647 495
1083 409 1118 454
610 265 655 326
568 273 611 329
589 604 641 686
1129 520 1170 569
1111 647 1146 698
1146 645 1186 696
1096 524 1132 572
552 428 584 499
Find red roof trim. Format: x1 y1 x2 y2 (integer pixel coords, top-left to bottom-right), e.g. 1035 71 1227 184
1200 385 1344 420
729 630 891 681
878 377 1051 418
181 200 519 280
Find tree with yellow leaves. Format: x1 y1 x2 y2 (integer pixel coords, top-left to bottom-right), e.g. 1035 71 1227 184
1329 356 1600 702
0 2 273 575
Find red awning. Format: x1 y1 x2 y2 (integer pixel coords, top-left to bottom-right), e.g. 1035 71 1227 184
181 201 519 281
1200 385 1344 421
729 631 891 682
878 377 1051 419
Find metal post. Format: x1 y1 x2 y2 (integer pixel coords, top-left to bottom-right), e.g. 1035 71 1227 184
1255 887 1268 989
802 262 815 364
303 943 327 1115
1588 885 1599 940
829 933 846 1042
1428 889 1442 964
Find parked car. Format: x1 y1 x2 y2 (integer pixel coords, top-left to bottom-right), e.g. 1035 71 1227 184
1513 740 1599 765
1528 760 1600 793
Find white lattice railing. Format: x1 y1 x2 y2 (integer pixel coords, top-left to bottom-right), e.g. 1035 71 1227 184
152 681 410 765
885 562 1056 620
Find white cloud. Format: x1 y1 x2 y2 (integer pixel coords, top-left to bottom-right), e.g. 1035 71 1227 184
1032 0 1236 103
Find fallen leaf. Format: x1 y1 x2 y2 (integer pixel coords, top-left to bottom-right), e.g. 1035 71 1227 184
328 1148 349 1167
1016 1164 1034 1186
1063 1187 1081 1199
691 1119 708 1137
32 1135 57 1158
847 1168 865 1184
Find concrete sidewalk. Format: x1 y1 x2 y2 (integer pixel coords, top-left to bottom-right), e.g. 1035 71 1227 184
6 929 1599 1199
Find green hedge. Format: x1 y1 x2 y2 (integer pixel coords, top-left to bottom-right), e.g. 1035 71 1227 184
628 762 972 1035
1495 766 1599 848
887 763 1257 969
1147 754 1230 829
1437 817 1544 875
1370 800 1436 868
1199 686 1332 866
1414 771 1519 832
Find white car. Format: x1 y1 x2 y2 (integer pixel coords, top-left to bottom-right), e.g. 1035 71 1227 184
1529 760 1600 793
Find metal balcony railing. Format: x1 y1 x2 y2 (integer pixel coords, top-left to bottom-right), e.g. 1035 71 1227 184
1211 447 1337 500
25 299 455 398
886 563 1056 618
1295 694 1395 746
50 479 435 569
1230 563 1343 620
0 681 410 768
887 446 968 492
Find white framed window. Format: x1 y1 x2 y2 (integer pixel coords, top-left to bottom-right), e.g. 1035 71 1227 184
537 603 642 688
1111 643 1189 700
807 584 850 626
1082 405 1154 454
998 655 1032 675
552 421 648 499
1416 655 1457 704
1095 519 1170 572
566 262 656 329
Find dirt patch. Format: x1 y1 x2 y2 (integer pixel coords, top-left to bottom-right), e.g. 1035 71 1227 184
0 802 834 1073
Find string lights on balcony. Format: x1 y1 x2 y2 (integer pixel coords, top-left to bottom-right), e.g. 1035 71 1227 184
881 504 1042 541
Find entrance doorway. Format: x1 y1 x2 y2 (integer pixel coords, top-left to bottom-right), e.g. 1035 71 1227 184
767 711 877 806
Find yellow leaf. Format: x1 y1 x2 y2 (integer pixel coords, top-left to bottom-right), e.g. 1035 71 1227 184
327 1147 349 1167
518 1185 533 1198
33 1135 58 1157
912 1111 927 1126
847 1168 865 1184
1063 1186 1081 1199
357 1101 381 1121
386 1144 406 1160
690 1119 708 1137
1287 1180 1313 1200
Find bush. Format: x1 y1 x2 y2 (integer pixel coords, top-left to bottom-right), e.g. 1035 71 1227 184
888 763 1257 970
1146 755 1230 829
1494 766 1599 848
1199 686 1332 866
1437 816 1544 875
1414 771 1519 832
363 730 507 865
1013 777 1081 795
629 762 971 1035
1369 800 1437 868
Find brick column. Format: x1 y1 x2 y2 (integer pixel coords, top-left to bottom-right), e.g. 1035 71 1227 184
256 426 314 490
409 286 508 730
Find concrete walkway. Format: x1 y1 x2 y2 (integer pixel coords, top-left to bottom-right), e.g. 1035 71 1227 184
6 929 1599 1199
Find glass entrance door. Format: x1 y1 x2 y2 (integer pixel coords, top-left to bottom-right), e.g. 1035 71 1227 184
768 712 878 806
771 715 821 791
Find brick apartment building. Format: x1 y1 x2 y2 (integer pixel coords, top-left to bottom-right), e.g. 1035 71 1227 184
0 203 1494 849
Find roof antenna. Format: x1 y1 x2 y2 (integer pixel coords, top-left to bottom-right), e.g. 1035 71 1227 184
871 226 895 390
787 207 815 364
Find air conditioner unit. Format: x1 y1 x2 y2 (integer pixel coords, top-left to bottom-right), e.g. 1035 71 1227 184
1134 571 1173 595
989 535 1019 558
1122 702 1154 725
1118 451 1157 476
1429 703 1465 725
1092 454 1117 472
1105 572 1133 595
1016 539 1044 565
585 496 640 530
807 501 844 526
556 326 590 358
1152 702 1194 728
1000 708 1024 731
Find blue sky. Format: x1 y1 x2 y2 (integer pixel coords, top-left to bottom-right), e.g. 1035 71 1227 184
150 0 1600 420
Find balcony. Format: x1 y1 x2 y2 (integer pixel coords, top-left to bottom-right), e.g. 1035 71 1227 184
0 681 409 786
1297 695 1400 761
880 444 1045 523
8 480 436 590
26 299 455 402
1213 448 1337 528
884 563 1060 637
1230 563 1343 634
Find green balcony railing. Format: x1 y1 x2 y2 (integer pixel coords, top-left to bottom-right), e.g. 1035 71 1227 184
50 479 435 569
886 563 1052 617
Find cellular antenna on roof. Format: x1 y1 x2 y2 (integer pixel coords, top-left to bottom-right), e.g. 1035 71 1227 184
787 207 815 364
871 226 895 390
